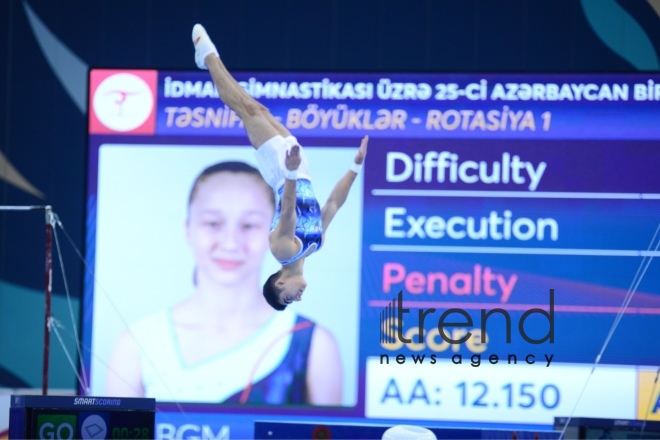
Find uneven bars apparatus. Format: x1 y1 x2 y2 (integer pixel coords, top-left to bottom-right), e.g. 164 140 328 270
0 205 54 395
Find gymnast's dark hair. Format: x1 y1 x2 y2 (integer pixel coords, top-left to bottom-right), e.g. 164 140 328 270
263 270 287 311
188 160 275 210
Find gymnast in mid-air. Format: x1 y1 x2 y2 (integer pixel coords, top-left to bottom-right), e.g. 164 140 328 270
192 24 368 311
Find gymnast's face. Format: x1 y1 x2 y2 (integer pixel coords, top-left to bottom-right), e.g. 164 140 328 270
186 172 274 286
276 273 307 305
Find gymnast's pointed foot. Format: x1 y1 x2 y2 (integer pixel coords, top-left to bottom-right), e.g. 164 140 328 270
192 23 219 70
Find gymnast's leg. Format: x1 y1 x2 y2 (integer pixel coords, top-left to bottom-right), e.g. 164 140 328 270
192 24 290 148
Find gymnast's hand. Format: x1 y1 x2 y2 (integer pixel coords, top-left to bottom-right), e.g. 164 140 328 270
286 145 302 171
354 136 368 165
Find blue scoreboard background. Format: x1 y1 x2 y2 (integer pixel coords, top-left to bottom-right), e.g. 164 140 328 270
82 69 660 438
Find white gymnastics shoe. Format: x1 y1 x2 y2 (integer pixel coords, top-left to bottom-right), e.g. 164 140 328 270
192 23 219 70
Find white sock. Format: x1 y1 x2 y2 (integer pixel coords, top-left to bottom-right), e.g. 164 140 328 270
192 24 219 70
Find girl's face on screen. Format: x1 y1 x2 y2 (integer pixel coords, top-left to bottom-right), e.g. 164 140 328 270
186 172 274 287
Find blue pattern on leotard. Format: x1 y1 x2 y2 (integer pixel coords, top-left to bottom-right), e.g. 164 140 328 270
222 315 315 404
271 179 323 265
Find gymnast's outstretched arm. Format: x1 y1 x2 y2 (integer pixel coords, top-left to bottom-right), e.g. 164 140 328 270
321 136 369 240
269 146 302 261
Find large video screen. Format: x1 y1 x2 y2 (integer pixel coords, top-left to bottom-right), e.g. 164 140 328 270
83 69 660 438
